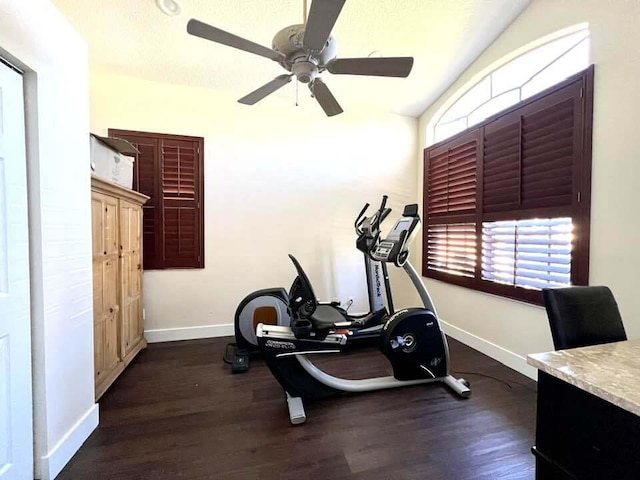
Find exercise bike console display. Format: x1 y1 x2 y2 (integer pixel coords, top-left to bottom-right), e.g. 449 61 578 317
371 206 421 267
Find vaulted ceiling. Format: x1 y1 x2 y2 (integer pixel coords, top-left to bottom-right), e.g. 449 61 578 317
53 0 530 117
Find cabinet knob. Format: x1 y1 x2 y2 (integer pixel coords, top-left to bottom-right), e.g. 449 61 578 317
137 264 141 270
104 251 107 255
109 307 114 313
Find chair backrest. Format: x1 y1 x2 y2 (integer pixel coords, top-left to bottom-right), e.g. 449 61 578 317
542 286 627 350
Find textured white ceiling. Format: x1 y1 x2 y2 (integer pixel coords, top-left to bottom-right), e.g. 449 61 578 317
53 0 530 117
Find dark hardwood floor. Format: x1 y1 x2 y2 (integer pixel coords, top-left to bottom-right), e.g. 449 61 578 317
58 337 537 480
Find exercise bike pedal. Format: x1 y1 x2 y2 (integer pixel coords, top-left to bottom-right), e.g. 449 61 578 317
231 348 251 374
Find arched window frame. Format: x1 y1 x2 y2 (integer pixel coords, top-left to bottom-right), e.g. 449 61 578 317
427 24 591 146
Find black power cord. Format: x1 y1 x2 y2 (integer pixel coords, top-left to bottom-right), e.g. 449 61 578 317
452 370 535 391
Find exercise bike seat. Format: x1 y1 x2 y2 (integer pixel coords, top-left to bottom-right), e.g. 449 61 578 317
309 305 348 330
288 254 378 332
309 306 378 331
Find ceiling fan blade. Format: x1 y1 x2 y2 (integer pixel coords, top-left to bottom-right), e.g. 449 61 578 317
327 57 415 77
303 0 346 52
187 19 285 62
309 78 343 117
238 75 293 105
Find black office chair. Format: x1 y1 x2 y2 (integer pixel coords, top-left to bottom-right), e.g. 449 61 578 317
542 286 627 350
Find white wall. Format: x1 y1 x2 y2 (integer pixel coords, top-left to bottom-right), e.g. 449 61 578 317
414 0 640 378
90 72 419 338
0 1 97 478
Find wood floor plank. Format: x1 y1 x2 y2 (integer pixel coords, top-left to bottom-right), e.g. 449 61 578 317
58 336 537 480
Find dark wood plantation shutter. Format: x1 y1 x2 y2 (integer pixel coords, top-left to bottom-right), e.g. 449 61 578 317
108 129 204 270
482 121 520 213
424 129 479 281
104 133 161 269
161 139 202 268
128 137 161 269
480 78 585 301
422 66 593 304
427 132 478 216
482 80 583 219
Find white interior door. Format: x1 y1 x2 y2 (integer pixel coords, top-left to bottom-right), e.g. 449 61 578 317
0 61 33 479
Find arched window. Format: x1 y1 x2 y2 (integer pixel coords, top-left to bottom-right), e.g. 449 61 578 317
430 26 590 145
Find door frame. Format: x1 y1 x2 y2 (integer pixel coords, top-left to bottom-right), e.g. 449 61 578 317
0 53 32 479
0 46 48 479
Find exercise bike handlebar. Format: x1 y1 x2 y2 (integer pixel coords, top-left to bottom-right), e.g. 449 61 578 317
355 196 391 241
378 207 392 226
354 202 370 233
373 195 388 233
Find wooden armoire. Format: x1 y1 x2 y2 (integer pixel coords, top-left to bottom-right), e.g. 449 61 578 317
91 175 149 399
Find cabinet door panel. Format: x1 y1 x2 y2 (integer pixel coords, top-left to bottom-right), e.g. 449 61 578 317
129 251 141 297
93 262 103 318
120 201 144 358
104 312 119 372
103 259 118 314
94 320 105 384
127 299 143 349
91 196 104 257
104 197 119 255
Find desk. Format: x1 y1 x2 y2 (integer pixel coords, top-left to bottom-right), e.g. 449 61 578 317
528 340 640 479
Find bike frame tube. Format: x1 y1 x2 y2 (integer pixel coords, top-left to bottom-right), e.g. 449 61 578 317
403 260 438 317
402 260 452 375
381 262 394 314
296 355 441 392
364 253 386 314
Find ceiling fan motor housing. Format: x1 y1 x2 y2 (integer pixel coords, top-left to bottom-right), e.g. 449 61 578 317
272 24 338 71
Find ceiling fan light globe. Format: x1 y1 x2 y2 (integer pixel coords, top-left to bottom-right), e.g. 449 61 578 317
291 60 318 84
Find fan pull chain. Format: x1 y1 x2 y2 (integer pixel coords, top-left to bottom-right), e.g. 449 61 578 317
295 79 299 106
303 0 308 23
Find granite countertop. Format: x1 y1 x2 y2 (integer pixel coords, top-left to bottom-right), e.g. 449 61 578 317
528 339 640 416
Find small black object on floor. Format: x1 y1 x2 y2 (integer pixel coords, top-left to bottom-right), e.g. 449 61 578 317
223 343 251 373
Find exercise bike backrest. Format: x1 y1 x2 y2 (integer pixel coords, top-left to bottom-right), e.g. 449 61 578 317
287 253 317 310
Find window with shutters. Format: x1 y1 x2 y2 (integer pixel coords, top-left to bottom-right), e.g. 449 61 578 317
422 66 593 304
108 129 204 270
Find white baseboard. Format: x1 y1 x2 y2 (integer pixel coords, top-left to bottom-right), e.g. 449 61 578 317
145 323 234 343
441 319 537 380
39 403 99 480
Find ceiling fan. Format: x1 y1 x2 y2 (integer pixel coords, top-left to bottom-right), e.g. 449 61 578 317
186 0 414 117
